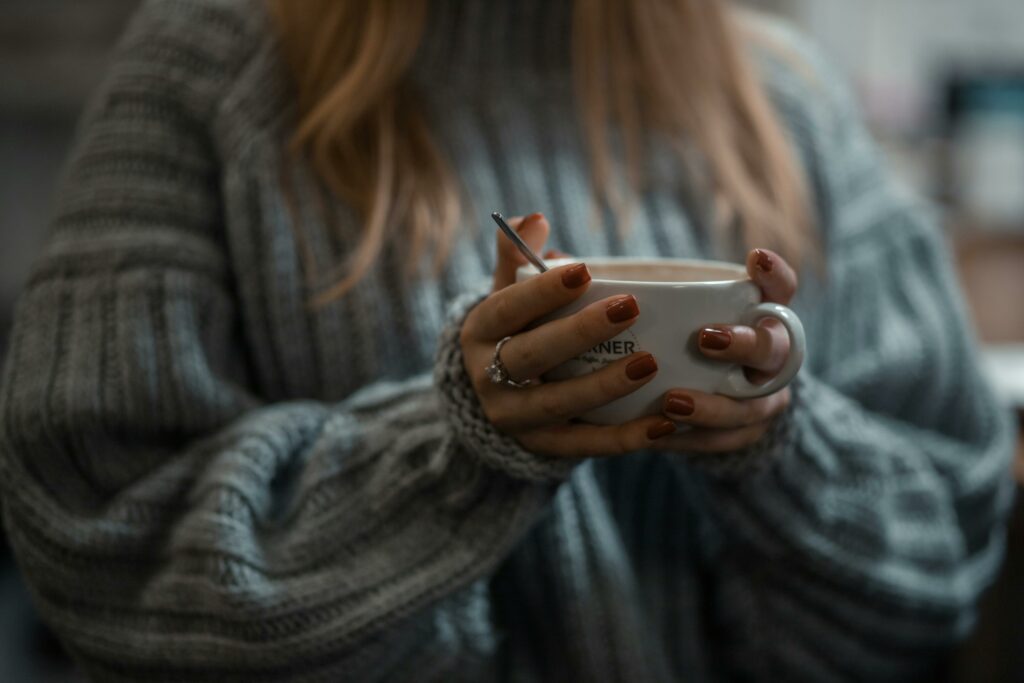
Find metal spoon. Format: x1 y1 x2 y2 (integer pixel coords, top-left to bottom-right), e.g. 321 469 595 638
491 212 549 273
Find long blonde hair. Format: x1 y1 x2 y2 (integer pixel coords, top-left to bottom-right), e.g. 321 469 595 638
269 0 812 304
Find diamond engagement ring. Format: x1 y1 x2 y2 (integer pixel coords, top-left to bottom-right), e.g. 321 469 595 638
485 336 532 388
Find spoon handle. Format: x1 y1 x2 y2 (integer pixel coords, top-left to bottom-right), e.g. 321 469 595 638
491 212 549 273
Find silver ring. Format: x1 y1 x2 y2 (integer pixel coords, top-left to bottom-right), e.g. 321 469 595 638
485 336 532 388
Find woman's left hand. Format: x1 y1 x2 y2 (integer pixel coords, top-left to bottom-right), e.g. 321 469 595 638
659 248 798 452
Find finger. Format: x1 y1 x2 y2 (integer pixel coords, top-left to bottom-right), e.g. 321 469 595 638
493 213 550 291
696 321 791 375
467 261 592 341
746 248 798 305
517 416 678 458
499 294 640 381
662 388 790 430
482 352 659 432
545 249 571 260
659 421 773 453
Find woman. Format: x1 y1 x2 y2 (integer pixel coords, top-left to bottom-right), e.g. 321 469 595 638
0 0 1015 680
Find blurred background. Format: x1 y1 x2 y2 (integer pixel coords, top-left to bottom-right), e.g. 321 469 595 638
1 0 1022 680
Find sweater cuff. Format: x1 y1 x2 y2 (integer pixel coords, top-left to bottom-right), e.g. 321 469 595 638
434 292 577 484
683 375 804 479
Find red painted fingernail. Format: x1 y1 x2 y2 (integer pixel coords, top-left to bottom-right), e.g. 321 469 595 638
607 295 640 323
626 353 658 380
699 328 731 351
666 394 695 417
561 263 591 289
519 212 544 230
755 249 774 273
647 420 677 440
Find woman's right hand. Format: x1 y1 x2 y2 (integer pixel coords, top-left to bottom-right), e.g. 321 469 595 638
460 213 678 458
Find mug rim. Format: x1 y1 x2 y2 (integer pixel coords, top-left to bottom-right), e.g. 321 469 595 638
517 257 750 286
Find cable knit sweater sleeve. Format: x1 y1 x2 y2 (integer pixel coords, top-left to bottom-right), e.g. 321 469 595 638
0 3 568 681
691 25 1018 681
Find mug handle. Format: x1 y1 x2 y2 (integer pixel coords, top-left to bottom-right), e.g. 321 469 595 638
720 302 806 399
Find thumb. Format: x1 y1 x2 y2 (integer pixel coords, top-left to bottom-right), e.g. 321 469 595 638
492 212 550 291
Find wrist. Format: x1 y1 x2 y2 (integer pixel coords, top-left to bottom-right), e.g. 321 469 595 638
434 292 575 483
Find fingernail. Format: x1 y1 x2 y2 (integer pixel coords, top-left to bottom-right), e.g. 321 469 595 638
647 420 677 440
524 214 548 229
699 327 731 351
626 353 657 380
666 394 695 417
607 295 640 323
562 263 591 289
755 249 774 273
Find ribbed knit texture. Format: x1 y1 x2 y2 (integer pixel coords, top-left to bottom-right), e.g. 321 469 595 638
0 0 1017 681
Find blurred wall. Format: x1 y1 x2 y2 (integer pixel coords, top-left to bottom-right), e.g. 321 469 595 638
779 0 1024 132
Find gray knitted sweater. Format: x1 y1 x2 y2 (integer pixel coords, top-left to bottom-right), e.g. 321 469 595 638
0 0 1016 681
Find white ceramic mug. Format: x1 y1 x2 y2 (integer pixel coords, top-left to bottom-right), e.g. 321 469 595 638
516 258 806 425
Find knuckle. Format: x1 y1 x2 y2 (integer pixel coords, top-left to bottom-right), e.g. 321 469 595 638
779 387 792 410
731 424 768 450
713 403 738 429
561 440 587 459
512 341 536 373
538 390 574 421
595 367 629 399
526 438 571 459
720 327 751 362
615 426 641 453
545 267 574 297
468 368 486 396
496 230 514 258
750 423 771 444
767 390 791 418
460 309 481 344
542 279 564 304
570 311 596 343
491 294 514 328
783 267 799 295
748 398 772 423
480 399 500 426
774 334 791 360
482 398 514 433
516 433 548 455
755 328 776 364
463 354 485 391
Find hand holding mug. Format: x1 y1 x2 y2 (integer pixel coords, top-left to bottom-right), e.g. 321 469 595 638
461 214 679 457
461 212 804 457
656 248 800 453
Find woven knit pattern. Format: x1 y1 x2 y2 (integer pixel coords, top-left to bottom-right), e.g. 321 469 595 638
0 0 1016 681
435 293 578 484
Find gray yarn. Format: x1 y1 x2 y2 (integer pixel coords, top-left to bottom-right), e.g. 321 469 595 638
435 293 579 484
0 0 1016 681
